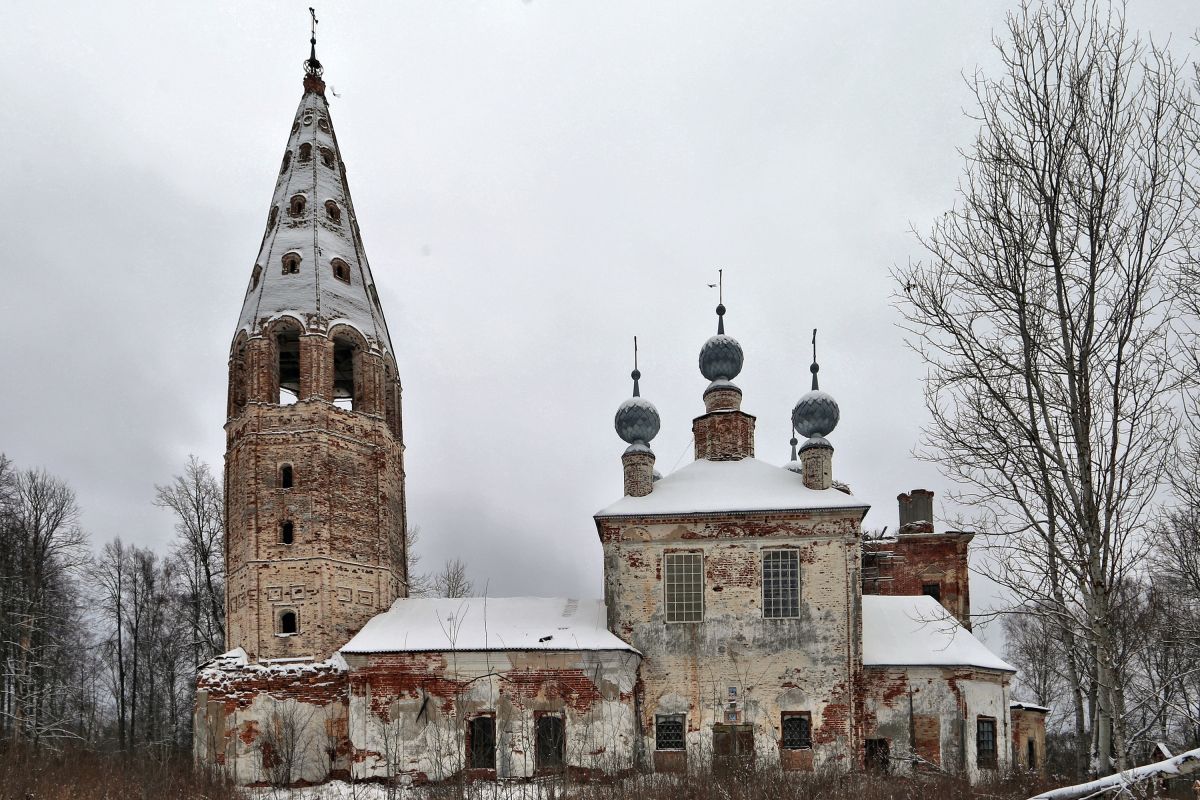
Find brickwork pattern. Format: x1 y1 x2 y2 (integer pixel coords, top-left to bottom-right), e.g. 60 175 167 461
864 532 973 629
692 410 756 461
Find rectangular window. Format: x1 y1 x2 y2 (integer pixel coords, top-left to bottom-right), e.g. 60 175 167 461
535 715 565 769
976 717 997 769
664 551 703 622
762 550 800 618
655 714 685 751
467 716 495 770
922 583 941 602
865 738 890 773
781 712 812 749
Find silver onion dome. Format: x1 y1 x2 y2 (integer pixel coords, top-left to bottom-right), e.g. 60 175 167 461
792 391 839 438
615 368 661 445
699 304 743 382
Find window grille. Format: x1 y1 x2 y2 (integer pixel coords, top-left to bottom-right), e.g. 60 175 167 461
763 550 799 618
781 713 812 749
655 714 685 750
665 552 703 622
977 718 997 769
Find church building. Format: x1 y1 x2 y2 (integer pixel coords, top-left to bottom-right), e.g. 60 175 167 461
193 40 1046 787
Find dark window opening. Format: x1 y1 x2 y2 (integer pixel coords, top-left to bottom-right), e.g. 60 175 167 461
280 611 297 634
781 713 812 749
317 117 330 132
763 549 800 618
320 147 335 168
332 259 351 284
280 464 293 489
865 739 890 773
325 200 341 225
298 143 312 162
277 326 300 402
468 716 496 770
1026 738 1036 770
249 264 262 293
289 194 306 217
977 718 997 769
282 252 302 275
280 521 294 545
655 714 684 751
922 583 942 602
333 335 358 409
280 151 291 173
268 206 279 230
535 715 564 770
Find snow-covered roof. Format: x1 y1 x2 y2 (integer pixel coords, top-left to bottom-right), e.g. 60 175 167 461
595 456 870 518
235 83 395 356
341 597 639 655
862 595 1015 672
1010 701 1051 713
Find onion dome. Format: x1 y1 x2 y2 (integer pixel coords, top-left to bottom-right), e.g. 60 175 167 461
615 342 660 450
699 303 744 382
791 329 840 438
785 433 803 474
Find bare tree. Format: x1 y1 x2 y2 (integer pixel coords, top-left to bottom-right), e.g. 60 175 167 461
896 0 1199 774
402 524 431 598
432 558 473 599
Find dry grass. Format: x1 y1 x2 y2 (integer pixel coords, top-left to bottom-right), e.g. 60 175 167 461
0 745 243 800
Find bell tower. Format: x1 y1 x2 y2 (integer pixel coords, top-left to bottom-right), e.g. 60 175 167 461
224 28 407 662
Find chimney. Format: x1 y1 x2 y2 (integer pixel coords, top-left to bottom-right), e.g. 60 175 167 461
898 489 934 533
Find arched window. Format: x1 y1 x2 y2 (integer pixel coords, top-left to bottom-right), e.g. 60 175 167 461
268 206 279 230
331 258 351 284
332 334 359 410
229 336 249 417
320 147 335 168
289 195 306 217
280 464 293 489
281 252 302 275
249 264 262 294
280 150 291 173
317 117 330 132
276 323 301 402
280 520 294 545
299 143 312 162
291 120 300 135
279 611 297 635
325 201 341 225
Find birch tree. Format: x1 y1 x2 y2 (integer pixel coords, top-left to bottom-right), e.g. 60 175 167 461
896 0 1199 774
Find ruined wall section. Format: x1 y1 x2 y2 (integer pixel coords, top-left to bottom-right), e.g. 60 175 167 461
861 666 1011 781
599 509 864 772
863 532 972 629
193 653 350 786
225 398 406 662
342 650 641 782
1010 705 1047 775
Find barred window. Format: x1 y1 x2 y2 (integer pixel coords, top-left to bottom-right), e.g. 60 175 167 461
977 717 997 769
655 714 685 751
665 552 703 622
781 712 811 749
763 549 799 618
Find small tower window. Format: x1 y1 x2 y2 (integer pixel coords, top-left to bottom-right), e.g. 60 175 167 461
280 521 294 545
320 147 335 168
268 206 279 230
276 323 301 402
299 143 312 162
279 611 297 635
282 252 302 275
302 114 314 126
280 464 294 489
317 117 330 132
325 201 342 225
291 120 300 135
289 194 306 217
332 259 351 284
280 151 292 173
333 334 359 409
248 264 262 294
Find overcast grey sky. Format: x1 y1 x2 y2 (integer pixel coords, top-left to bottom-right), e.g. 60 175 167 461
2 2 1195 609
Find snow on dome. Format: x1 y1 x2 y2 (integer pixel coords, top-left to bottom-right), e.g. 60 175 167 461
699 335 744 382
615 397 660 445
341 597 638 654
792 390 840 438
862 595 1014 672
236 88 394 356
595 456 868 518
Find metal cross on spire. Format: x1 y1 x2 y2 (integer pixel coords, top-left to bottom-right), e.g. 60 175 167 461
631 335 642 397
305 7 324 77
810 328 820 390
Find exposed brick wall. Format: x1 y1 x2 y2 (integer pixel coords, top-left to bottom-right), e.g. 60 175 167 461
622 450 655 497
863 532 973 629
692 410 756 461
1010 707 1047 775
